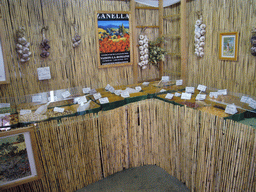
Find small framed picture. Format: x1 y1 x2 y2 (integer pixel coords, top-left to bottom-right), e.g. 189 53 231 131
0 127 42 189
219 32 239 61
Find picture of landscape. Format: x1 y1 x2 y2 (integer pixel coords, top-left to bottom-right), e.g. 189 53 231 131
0 133 31 185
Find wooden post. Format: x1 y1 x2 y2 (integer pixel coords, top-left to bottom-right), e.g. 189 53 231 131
131 0 138 84
159 0 164 78
180 0 187 85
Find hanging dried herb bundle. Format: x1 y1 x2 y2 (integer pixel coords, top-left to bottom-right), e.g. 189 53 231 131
148 36 166 69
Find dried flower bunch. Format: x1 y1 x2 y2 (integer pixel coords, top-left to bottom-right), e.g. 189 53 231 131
148 36 166 69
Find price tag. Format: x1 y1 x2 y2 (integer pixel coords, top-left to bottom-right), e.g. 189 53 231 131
176 80 183 86
74 96 87 104
185 87 195 93
196 94 206 101
142 82 149 86
225 104 238 115
48 96 58 102
248 99 256 109
197 84 207 92
181 93 192 100
20 110 32 115
54 107 65 113
160 89 166 93
209 92 219 99
135 86 142 91
240 96 250 103
93 93 101 100
32 95 42 103
37 67 51 80
0 127 11 131
108 86 115 93
89 89 97 95
105 84 112 91
174 92 181 97
62 91 71 98
114 90 122 96
83 87 91 94
0 103 10 108
161 76 170 82
0 113 10 118
121 91 130 98
165 93 174 100
218 89 227 95
99 97 109 104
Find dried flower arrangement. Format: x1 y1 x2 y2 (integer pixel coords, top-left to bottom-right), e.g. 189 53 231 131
148 36 166 69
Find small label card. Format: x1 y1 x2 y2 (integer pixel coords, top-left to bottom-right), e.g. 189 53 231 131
225 104 238 115
142 82 149 86
248 99 256 109
161 76 170 82
48 96 58 102
54 107 65 113
105 84 112 91
0 113 10 118
20 109 32 115
160 89 166 93
62 91 71 99
240 96 250 103
176 79 183 86
32 95 42 103
114 90 122 96
218 89 227 95
196 94 206 101
185 87 195 93
135 86 142 92
0 103 10 108
165 93 174 100
99 97 109 104
83 87 91 94
197 84 207 92
209 92 219 99
37 67 51 80
74 96 87 104
108 86 115 93
89 89 97 95
174 92 181 97
121 91 130 98
93 93 101 100
181 93 192 100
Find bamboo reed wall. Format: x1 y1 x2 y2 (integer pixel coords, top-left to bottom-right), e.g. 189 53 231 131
2 99 255 192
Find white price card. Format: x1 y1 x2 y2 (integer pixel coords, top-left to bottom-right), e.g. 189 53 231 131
99 97 109 104
20 110 32 115
114 90 122 96
165 93 174 100
174 92 181 97
197 84 207 92
196 94 206 101
218 89 227 95
37 67 51 80
54 107 65 113
240 96 250 103
32 95 42 103
0 113 10 118
142 82 149 86
93 93 101 100
161 76 170 82
0 103 10 108
248 99 256 109
135 86 142 92
48 96 58 102
89 89 97 95
62 91 71 98
225 104 238 115
209 92 219 99
121 91 130 98
105 84 112 91
176 79 183 86
181 93 192 100
82 87 91 94
160 89 166 93
108 86 115 93
185 87 195 93
74 96 87 104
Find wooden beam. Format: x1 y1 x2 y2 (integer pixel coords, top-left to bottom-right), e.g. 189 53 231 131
131 0 138 84
159 0 164 78
164 34 181 38
136 25 159 28
163 14 180 19
180 0 187 85
135 6 159 10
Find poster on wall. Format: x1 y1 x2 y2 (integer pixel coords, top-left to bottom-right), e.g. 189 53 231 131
0 40 8 84
219 32 238 61
96 11 133 68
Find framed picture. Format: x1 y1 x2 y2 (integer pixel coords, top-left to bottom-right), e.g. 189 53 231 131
219 32 239 61
96 11 133 68
0 126 42 189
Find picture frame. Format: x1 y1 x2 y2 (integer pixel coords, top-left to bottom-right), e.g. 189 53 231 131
0 126 42 189
219 32 239 61
96 11 133 68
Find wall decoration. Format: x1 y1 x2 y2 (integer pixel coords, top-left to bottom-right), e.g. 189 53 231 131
40 26 50 58
96 11 133 68
148 36 166 69
0 127 41 189
0 19 9 84
16 27 31 63
251 27 256 56
219 32 238 61
138 28 149 70
72 24 81 48
194 12 206 58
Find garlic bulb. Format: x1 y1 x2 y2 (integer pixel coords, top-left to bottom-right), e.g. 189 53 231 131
138 34 149 69
194 18 206 58
16 27 31 63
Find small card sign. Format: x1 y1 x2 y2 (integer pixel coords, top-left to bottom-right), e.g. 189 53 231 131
185 87 195 93
197 84 207 92
108 86 115 93
93 93 102 100
248 99 256 109
174 92 181 97
209 92 219 99
74 96 87 104
218 89 227 95
54 107 65 113
160 89 166 93
142 82 149 86
89 89 97 95
165 93 174 100
0 113 10 118
83 87 91 94
62 91 71 99
121 91 130 98
181 93 192 100
225 104 238 115
20 110 32 115
0 103 11 108
99 97 109 104
114 90 122 96
161 76 170 82
176 80 183 86
196 94 206 101
48 96 58 102
105 84 112 91
240 96 250 103
32 95 42 103
135 86 142 92
37 67 51 80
